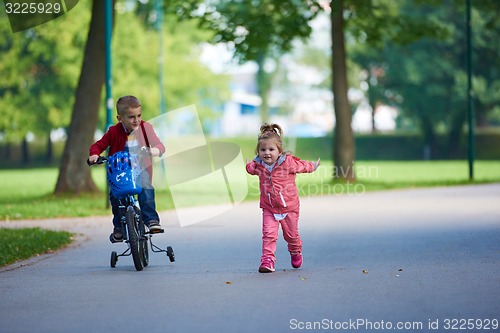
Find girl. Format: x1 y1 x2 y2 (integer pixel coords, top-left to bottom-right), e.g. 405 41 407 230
246 123 320 273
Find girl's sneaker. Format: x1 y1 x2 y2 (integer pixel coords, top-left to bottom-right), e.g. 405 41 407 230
258 258 275 273
291 252 302 269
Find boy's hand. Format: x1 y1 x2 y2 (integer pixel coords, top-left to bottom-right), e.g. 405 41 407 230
316 157 321 166
150 147 161 157
88 155 100 164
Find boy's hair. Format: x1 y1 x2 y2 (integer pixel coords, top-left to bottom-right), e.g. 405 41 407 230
116 95 141 115
255 123 284 154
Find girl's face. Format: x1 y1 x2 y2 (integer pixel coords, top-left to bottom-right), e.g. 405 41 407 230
258 139 281 165
117 107 142 133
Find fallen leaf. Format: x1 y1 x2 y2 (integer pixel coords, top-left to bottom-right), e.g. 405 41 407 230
300 277 307 281
362 269 368 274
225 281 232 285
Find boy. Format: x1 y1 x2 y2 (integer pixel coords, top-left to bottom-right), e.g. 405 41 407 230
89 95 165 242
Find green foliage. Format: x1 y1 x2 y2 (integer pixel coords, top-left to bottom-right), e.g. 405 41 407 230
0 227 72 267
230 132 500 162
0 3 228 142
345 0 449 47
348 0 500 157
107 9 228 127
194 0 322 63
184 0 324 123
0 167 173 220
0 3 90 140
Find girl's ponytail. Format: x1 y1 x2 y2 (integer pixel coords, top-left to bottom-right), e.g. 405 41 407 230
259 123 283 138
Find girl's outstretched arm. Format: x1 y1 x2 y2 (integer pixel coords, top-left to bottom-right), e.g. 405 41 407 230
246 158 258 175
289 155 320 174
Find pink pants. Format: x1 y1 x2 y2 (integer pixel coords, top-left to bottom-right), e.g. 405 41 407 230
261 209 302 263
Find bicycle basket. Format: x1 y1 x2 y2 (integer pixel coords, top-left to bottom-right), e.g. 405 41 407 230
107 151 142 198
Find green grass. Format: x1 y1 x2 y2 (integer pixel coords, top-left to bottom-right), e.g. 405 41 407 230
1 160 499 221
290 160 500 196
0 227 73 267
1 160 499 268
0 168 175 220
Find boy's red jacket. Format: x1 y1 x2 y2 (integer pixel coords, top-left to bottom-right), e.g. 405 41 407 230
89 121 165 157
89 121 166 181
246 154 316 214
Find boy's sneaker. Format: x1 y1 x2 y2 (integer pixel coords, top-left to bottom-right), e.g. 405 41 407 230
148 220 162 234
291 252 302 269
110 227 123 243
258 258 275 273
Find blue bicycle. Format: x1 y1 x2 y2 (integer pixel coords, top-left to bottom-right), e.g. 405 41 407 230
88 149 174 271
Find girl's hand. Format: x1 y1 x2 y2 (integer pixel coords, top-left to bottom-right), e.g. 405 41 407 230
313 157 321 171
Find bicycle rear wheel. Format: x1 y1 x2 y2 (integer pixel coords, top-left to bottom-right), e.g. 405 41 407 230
126 206 144 271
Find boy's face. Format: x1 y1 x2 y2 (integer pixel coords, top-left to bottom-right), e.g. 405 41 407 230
258 139 280 165
117 107 142 133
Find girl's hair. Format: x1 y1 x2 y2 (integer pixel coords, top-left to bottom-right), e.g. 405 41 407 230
255 123 284 154
116 95 142 115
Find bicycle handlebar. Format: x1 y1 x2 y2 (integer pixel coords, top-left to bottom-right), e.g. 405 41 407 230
87 156 108 166
87 147 152 166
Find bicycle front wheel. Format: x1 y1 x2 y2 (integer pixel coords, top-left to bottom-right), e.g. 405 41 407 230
126 206 144 271
136 206 149 267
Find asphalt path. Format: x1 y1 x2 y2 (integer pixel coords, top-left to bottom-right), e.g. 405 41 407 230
1 184 499 333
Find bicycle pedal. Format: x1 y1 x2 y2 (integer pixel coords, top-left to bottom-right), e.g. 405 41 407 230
109 234 124 243
149 228 164 234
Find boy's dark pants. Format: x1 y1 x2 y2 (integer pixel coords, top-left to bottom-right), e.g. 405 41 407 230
110 187 160 228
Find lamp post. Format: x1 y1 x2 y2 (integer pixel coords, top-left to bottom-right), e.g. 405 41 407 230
466 0 474 180
155 0 166 115
104 0 113 207
105 0 113 129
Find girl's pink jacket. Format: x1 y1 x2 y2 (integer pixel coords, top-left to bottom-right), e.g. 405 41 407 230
246 154 317 214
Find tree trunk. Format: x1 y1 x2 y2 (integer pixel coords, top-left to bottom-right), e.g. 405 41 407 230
420 114 438 160
446 109 467 159
331 0 355 181
46 132 53 164
5 142 11 163
54 0 109 194
368 85 377 133
256 51 271 124
21 136 29 165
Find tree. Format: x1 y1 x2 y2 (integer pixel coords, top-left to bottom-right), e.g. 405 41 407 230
331 0 355 180
0 4 87 164
54 0 229 194
193 0 321 123
54 0 108 194
348 0 499 158
105 6 228 126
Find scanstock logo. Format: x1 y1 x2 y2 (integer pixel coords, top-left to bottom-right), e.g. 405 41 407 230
3 0 79 33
